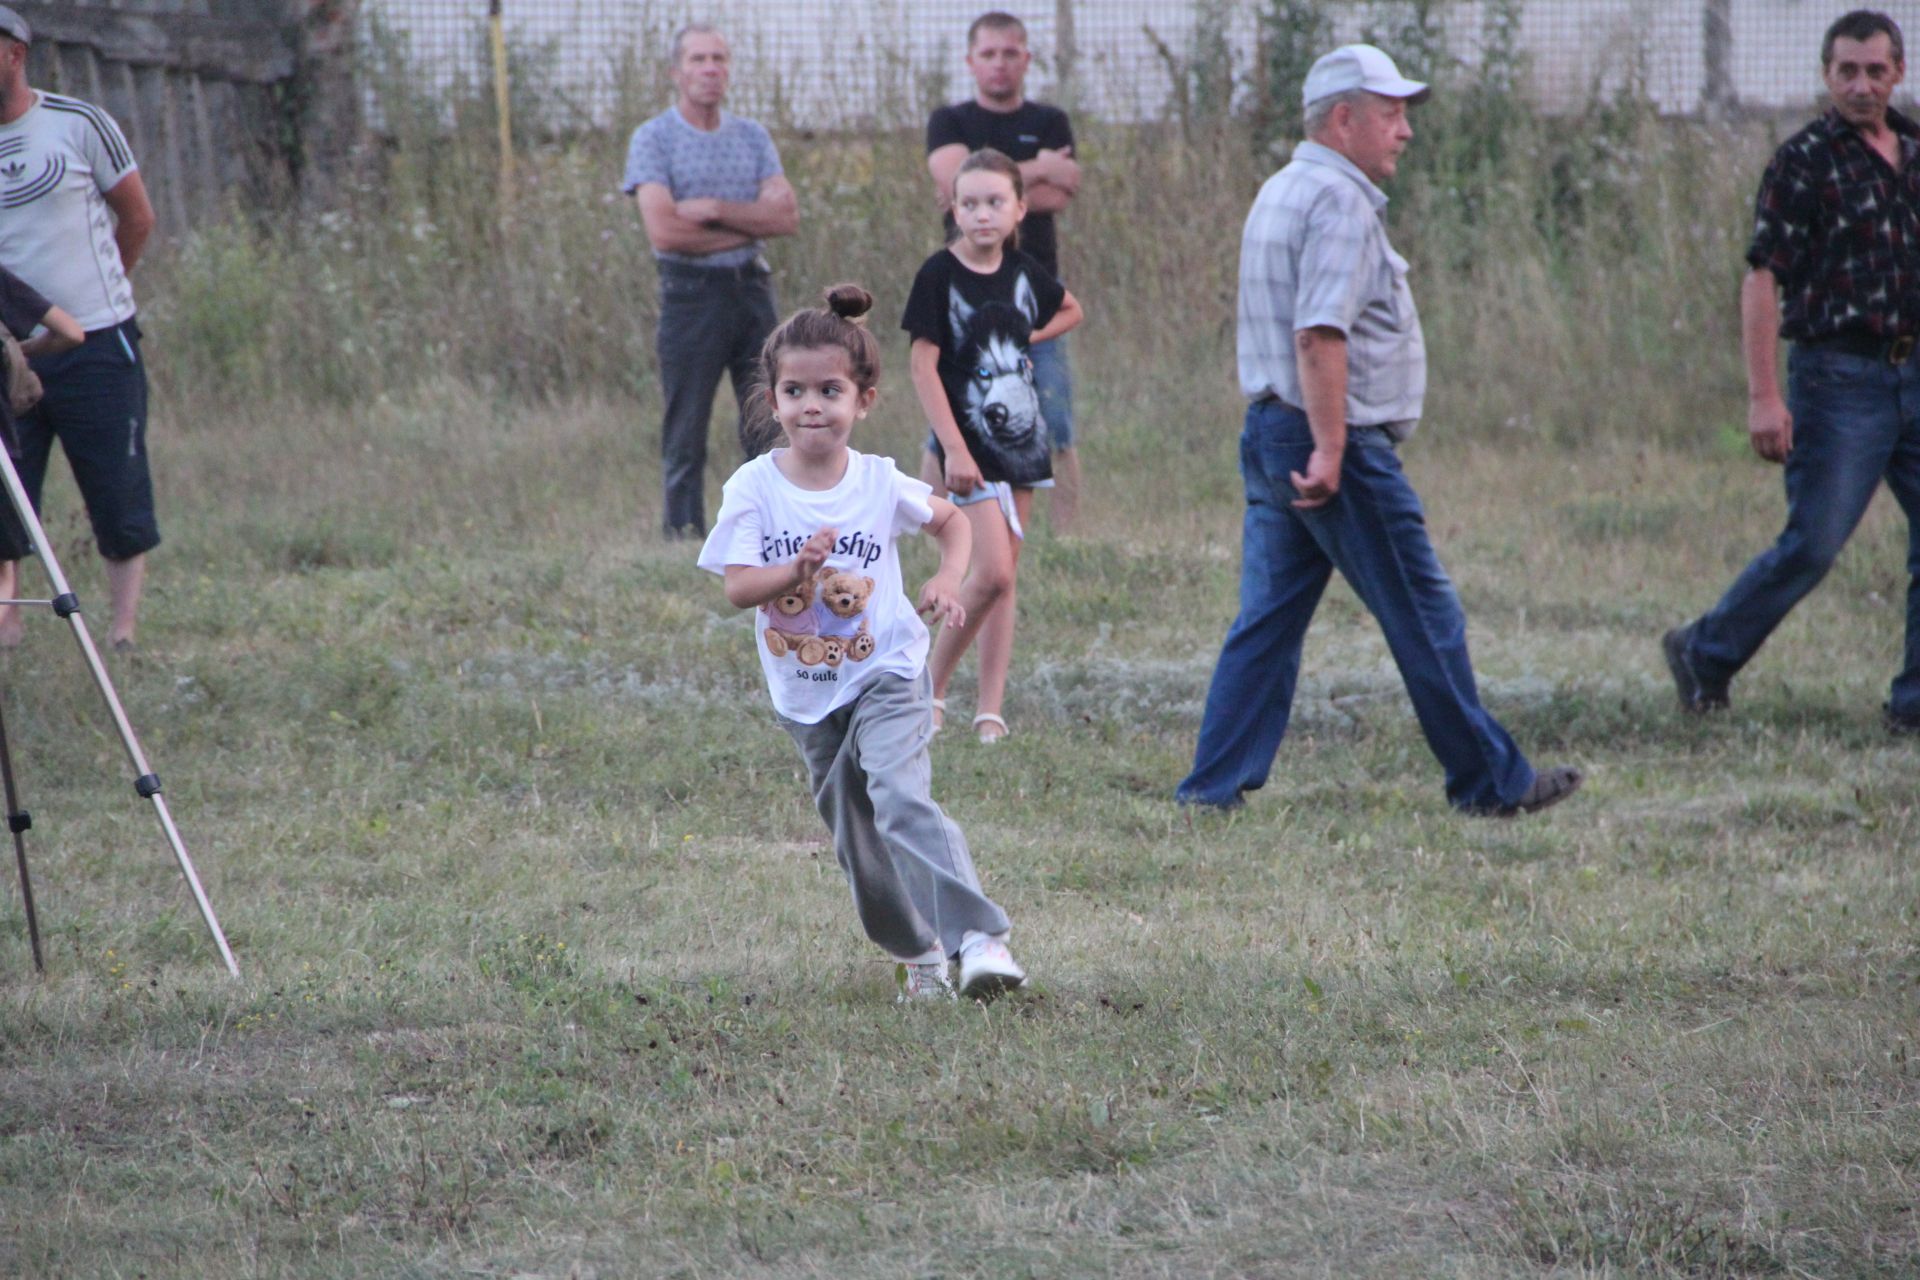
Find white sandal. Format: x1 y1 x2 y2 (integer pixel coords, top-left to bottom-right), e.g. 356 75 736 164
973 712 1009 744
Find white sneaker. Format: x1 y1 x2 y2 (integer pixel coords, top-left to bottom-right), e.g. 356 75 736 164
957 937 1027 1001
898 960 955 1003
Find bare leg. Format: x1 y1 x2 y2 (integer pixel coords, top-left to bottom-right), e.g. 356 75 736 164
106 553 146 649
928 495 1024 720
971 492 1030 738
920 448 948 500
1050 446 1081 535
922 448 951 735
0 560 20 648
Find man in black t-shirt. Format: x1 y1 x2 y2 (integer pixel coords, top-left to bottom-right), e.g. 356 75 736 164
924 11 1085 528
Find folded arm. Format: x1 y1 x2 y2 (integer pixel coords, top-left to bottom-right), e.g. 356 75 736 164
927 143 968 212
636 183 755 256
1019 147 1079 214
676 175 799 240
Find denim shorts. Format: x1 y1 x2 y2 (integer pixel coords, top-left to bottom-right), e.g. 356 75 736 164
949 478 1051 541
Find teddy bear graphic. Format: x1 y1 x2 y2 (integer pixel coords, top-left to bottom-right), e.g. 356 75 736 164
813 568 877 668
762 575 830 666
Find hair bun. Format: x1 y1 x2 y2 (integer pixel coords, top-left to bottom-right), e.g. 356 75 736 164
824 283 874 325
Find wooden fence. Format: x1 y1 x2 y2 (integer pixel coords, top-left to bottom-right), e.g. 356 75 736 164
13 1 360 227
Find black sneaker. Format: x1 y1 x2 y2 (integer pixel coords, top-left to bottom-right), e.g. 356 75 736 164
1662 626 1729 713
1886 703 1920 737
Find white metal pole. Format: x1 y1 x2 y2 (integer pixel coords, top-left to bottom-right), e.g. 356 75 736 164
0 445 239 977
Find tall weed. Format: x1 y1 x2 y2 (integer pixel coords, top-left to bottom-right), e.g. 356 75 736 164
144 14 1773 459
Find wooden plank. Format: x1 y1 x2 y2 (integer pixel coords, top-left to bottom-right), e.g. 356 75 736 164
39 40 64 94
156 68 190 231
15 7 296 85
117 61 148 170
188 71 215 198
84 42 107 107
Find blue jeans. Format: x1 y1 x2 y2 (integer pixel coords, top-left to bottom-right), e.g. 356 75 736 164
1177 400 1535 812
1686 344 1920 717
1031 335 1074 450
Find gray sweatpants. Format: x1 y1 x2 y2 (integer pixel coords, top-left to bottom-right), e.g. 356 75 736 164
781 671 1010 961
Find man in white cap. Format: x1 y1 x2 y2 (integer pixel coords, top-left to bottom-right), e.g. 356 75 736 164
0 4 159 650
1177 45 1582 816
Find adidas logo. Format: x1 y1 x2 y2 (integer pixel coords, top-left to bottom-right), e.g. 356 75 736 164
0 162 22 180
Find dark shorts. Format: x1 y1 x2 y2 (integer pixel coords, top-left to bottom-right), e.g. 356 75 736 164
0 318 160 562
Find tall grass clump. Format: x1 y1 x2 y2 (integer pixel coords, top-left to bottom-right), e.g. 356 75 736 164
145 6 1775 457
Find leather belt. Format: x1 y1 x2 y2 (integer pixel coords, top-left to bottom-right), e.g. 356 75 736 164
1804 332 1917 364
657 258 770 283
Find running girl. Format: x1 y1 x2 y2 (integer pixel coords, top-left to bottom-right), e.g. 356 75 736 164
901 148 1083 742
697 284 1030 1002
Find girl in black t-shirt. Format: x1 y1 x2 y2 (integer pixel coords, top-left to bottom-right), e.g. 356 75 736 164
901 149 1082 743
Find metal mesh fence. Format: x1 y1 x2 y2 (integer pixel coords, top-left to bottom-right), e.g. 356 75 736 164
361 1 1920 131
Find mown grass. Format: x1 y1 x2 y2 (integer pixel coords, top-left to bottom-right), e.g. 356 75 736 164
0 376 1914 1276
0 75 1915 1278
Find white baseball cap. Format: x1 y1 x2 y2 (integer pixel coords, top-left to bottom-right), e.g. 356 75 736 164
1302 44 1430 107
0 6 29 45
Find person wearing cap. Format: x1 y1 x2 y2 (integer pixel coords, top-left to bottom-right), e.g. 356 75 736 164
1176 44 1582 817
1663 10 1920 733
0 5 159 651
623 23 798 541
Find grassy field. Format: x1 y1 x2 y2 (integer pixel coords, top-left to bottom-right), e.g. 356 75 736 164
0 365 1915 1276
1 100 1916 1276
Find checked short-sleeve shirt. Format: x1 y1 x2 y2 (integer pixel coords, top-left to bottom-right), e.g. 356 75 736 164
1238 140 1425 439
1747 108 1920 343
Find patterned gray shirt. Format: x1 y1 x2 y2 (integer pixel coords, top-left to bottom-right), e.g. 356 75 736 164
622 106 783 268
1237 140 1425 439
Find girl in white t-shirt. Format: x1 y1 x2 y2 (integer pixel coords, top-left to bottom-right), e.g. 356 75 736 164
698 285 1030 1002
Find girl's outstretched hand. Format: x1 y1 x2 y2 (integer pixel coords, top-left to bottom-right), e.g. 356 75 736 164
796 527 837 578
917 572 966 630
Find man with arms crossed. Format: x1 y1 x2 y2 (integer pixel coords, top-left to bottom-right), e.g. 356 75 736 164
1176 45 1581 817
924 11 1085 529
624 23 798 540
0 6 159 650
1665 10 1920 732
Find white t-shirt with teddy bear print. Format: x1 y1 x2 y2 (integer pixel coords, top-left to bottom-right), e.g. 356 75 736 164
698 450 937 724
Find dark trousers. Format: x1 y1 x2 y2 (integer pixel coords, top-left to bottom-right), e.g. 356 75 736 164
1686 344 1920 717
1177 399 1535 812
655 264 779 534
3 319 160 562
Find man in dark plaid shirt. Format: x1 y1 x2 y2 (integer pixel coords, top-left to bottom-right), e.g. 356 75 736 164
1665 10 1920 734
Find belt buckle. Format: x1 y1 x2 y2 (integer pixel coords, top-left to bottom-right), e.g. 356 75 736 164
1889 335 1916 364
